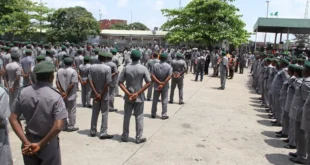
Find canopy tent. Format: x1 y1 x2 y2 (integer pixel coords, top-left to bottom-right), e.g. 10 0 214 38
253 17 310 50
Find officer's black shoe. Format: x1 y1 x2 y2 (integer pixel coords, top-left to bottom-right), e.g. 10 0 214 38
169 101 173 104
147 98 151 101
67 127 79 132
162 116 169 120
272 123 282 127
121 137 128 142
276 134 288 138
283 139 289 143
99 134 114 139
83 105 86 107
271 120 278 124
151 115 156 119
136 138 147 144
115 94 122 97
289 152 298 158
284 145 296 149
179 101 184 105
275 130 283 134
109 109 118 112
289 157 306 164
90 133 96 137
87 105 92 108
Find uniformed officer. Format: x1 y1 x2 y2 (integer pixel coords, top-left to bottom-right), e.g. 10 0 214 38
123 48 132 66
57 46 67 68
212 50 220 77
56 57 79 132
74 49 84 70
0 84 13 165
90 49 100 65
151 53 172 120
21 49 34 86
288 65 306 164
111 49 121 97
190 48 198 73
300 61 310 165
30 55 46 84
88 52 113 139
9 61 67 165
219 51 228 90
169 53 187 104
146 53 160 101
4 52 22 106
195 53 206 81
119 50 151 143
79 56 92 108
3 47 12 69
104 53 119 112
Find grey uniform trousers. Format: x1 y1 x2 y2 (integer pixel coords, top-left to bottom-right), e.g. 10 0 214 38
306 132 310 165
190 59 196 73
295 121 306 160
23 135 61 165
273 93 282 124
122 101 144 140
152 89 169 117
64 99 77 129
0 126 13 165
90 99 109 136
289 119 296 146
108 86 115 110
220 70 227 88
147 81 154 100
9 89 18 107
282 111 290 136
261 80 266 104
81 83 91 107
170 77 184 102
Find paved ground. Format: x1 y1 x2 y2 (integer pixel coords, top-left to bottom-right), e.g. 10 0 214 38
8 68 299 165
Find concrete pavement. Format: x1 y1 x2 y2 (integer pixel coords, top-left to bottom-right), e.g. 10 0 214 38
8 68 298 165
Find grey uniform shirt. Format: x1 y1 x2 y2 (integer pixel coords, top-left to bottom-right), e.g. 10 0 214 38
112 55 120 67
5 62 22 88
290 78 304 121
219 56 228 72
270 68 289 95
171 59 187 78
196 56 206 70
105 61 118 87
88 63 112 100
0 86 10 125
74 55 84 70
90 55 100 65
21 56 34 74
285 76 296 112
147 59 160 73
79 63 91 81
119 61 151 102
301 77 310 131
11 82 67 137
152 62 172 90
56 67 78 101
2 53 11 68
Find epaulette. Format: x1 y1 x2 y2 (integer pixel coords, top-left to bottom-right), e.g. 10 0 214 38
49 87 62 95
0 84 8 93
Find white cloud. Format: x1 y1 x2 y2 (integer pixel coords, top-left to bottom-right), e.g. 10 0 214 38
117 0 128 8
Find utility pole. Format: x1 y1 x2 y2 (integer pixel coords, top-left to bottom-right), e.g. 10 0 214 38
131 11 132 24
99 9 102 20
305 0 309 18
263 1 269 46
179 0 182 9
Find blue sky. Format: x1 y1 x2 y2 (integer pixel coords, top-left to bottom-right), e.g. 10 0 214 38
36 0 308 41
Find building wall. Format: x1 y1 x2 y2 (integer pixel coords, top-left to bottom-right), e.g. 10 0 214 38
99 19 127 30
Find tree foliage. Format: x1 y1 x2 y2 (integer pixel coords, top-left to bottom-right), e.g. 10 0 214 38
293 34 310 48
31 2 54 34
161 0 249 46
109 22 149 30
47 6 100 43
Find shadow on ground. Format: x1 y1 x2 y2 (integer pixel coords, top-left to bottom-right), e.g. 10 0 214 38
265 153 294 165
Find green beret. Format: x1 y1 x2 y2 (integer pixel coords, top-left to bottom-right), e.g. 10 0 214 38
36 55 46 61
44 44 50 48
62 54 70 59
176 53 183 58
25 49 32 54
272 58 279 62
160 53 168 58
285 56 292 62
265 58 272 63
34 61 55 74
11 52 20 59
221 52 226 56
9 44 14 47
281 58 290 65
288 64 296 72
61 46 66 50
98 52 107 57
33 42 37 45
304 61 310 69
110 49 117 54
131 50 141 58
84 56 91 61
4 47 11 50
63 57 73 64
26 44 32 48
297 58 305 62
107 53 113 58
46 50 54 55
94 49 99 53
295 65 304 72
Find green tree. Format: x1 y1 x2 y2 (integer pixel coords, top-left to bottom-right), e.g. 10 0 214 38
31 1 54 39
47 6 100 43
161 0 249 46
109 22 130 30
128 22 149 30
293 34 310 48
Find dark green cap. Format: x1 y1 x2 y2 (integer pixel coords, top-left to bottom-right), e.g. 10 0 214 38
4 47 11 50
107 53 113 58
44 44 50 48
297 58 305 62
34 61 55 74
36 55 46 61
25 49 32 54
221 51 226 56
288 64 296 72
272 58 279 62
61 46 66 50
98 52 107 57
9 44 14 47
131 50 141 58
110 48 117 54
304 61 310 69
63 57 73 64
11 52 20 59
281 58 290 65
84 56 91 61
62 54 70 59
94 49 99 54
26 44 32 48
46 50 54 55
160 53 168 58
265 58 272 63
176 53 183 58
295 65 304 72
